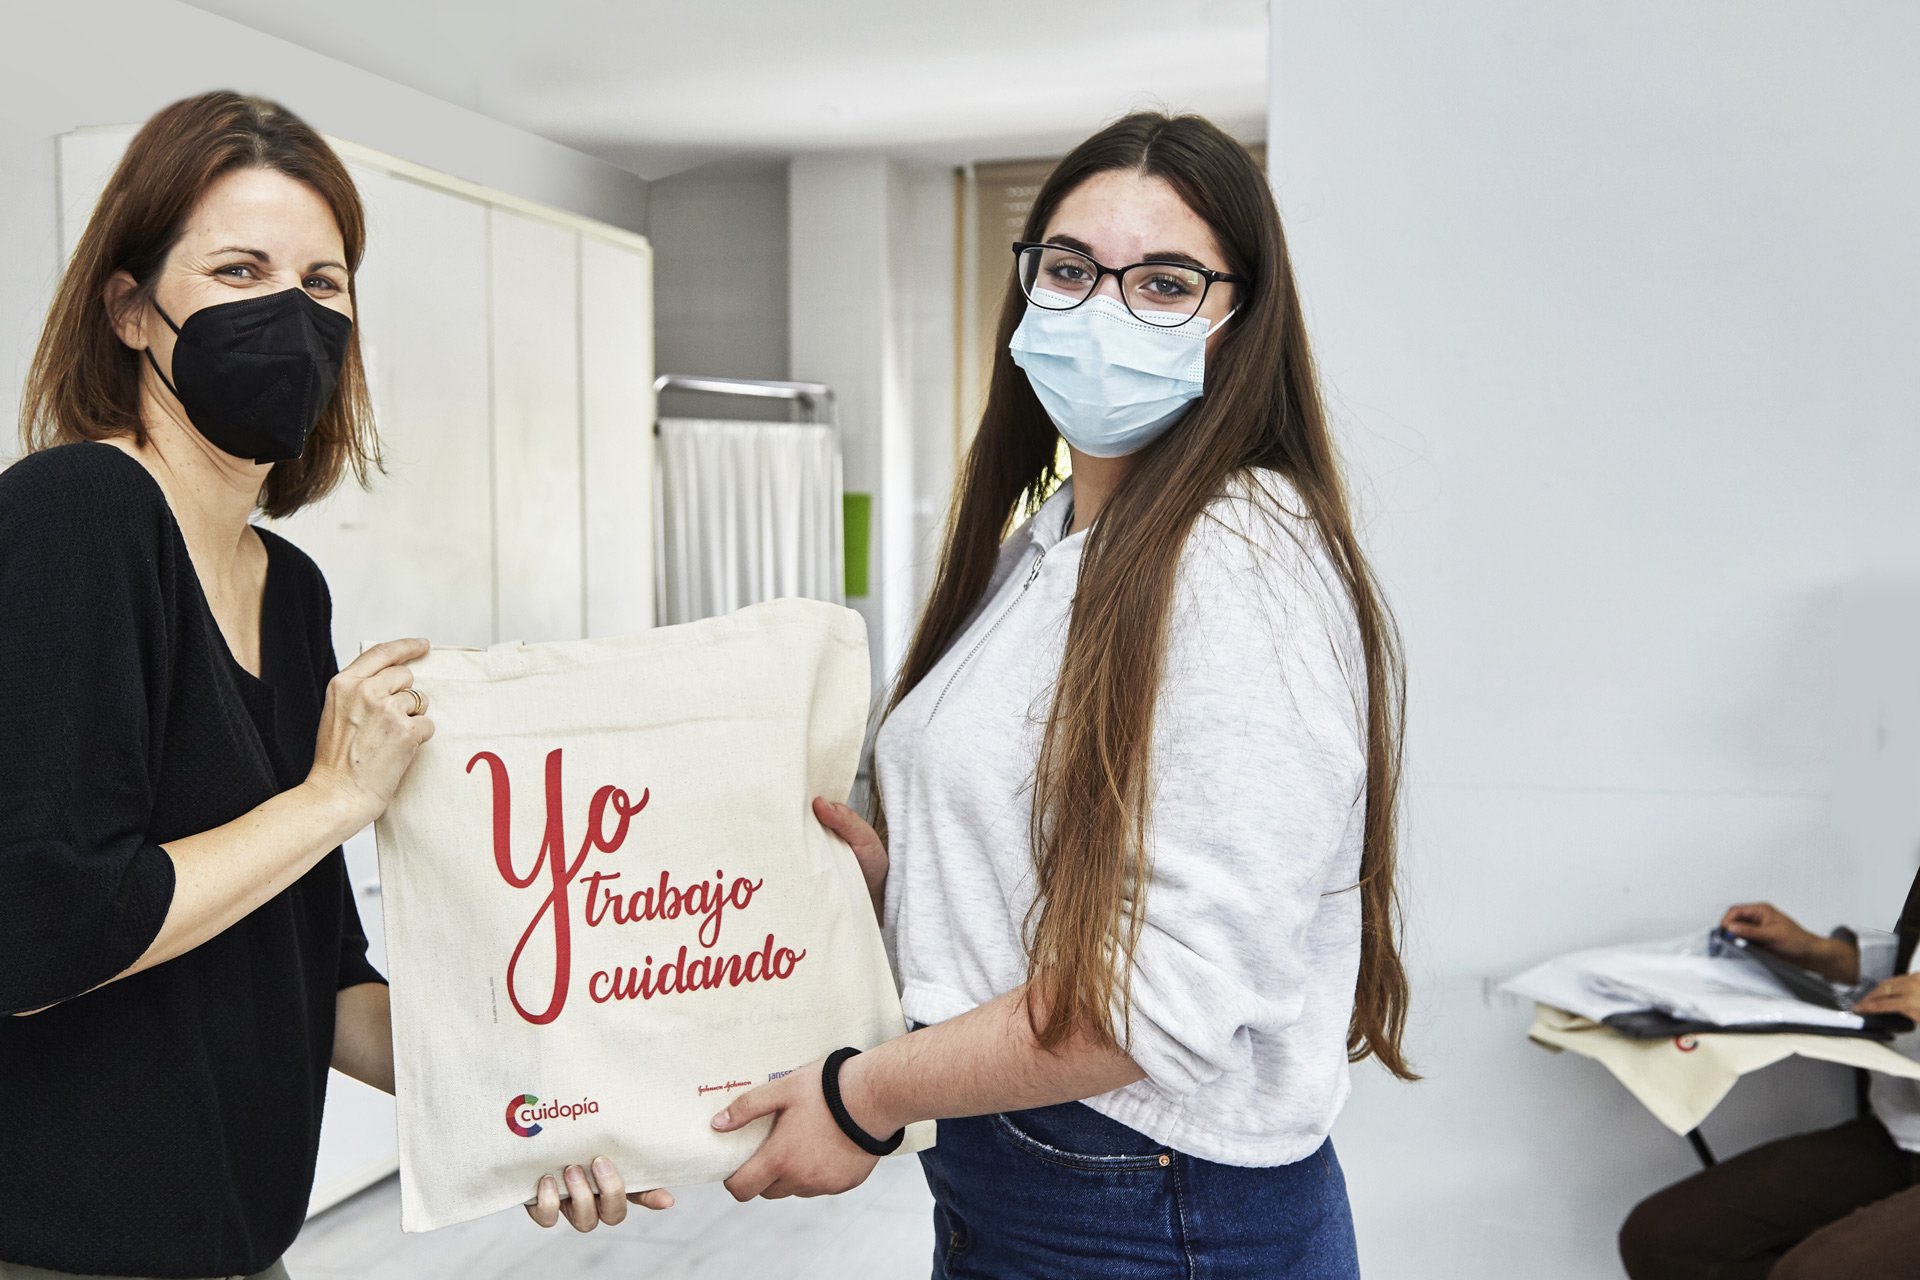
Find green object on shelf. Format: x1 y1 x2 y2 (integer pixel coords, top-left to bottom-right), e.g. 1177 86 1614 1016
844 492 872 599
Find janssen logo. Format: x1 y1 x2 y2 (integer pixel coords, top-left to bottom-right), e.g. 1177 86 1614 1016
505 1093 601 1138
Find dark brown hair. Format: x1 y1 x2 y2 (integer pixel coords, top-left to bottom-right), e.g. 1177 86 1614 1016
20 91 379 516
886 112 1415 1078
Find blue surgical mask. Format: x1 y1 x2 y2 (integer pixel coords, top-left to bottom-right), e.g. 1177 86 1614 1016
1008 289 1222 458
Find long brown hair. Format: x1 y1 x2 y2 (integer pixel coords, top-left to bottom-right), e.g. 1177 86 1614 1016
20 91 379 517
887 112 1414 1079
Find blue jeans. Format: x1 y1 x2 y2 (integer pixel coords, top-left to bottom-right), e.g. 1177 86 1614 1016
918 1101 1360 1279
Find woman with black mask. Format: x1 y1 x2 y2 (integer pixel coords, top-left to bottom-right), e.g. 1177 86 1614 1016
0 92 664 1279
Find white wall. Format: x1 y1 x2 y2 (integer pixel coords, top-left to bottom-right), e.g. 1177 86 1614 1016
648 161 790 394
900 167 960 611
649 155 954 663
0 0 650 456
1272 4 1920 1276
789 156 958 685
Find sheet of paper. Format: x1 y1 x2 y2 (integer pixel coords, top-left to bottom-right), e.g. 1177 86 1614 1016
1502 933 1863 1030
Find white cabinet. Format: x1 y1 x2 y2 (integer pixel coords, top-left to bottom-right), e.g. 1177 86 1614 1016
489 207 585 642
277 165 498 656
53 127 656 1217
581 235 656 638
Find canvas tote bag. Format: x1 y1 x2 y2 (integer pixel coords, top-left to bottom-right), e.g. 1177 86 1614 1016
374 599 932 1231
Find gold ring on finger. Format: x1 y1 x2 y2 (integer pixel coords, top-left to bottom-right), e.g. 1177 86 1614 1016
402 686 427 716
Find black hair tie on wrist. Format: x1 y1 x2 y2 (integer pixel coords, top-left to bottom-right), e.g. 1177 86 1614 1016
821 1046 905 1156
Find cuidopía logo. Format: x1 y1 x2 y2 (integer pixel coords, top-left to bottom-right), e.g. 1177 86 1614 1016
505 1093 600 1138
505 1093 542 1137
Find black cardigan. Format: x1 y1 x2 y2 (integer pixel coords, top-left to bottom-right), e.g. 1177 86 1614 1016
0 443 383 1276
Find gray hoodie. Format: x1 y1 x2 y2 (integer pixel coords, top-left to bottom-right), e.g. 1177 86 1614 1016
875 469 1371 1166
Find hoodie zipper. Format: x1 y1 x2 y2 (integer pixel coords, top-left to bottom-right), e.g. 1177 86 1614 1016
927 546 1048 723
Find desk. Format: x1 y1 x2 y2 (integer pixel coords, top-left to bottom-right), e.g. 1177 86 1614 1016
1526 1004 1920 1165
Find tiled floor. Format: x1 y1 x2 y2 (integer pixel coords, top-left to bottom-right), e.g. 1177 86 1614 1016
285 1156 935 1279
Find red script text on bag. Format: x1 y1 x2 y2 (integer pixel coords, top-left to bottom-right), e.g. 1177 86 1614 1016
468 747 809 1026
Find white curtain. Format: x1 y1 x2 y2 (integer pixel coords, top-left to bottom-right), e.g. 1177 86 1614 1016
654 418 846 626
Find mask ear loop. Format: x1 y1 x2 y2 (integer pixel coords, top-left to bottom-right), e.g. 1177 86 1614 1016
1204 304 1242 340
142 298 186 404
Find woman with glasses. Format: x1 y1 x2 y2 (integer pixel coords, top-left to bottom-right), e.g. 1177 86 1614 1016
708 111 1413 1278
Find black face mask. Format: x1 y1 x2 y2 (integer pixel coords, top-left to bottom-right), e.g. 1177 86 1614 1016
144 288 353 464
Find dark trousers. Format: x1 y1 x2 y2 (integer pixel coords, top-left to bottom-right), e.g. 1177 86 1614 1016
1619 1116 1920 1279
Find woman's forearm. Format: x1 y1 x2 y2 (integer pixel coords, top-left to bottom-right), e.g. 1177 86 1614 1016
333 981 396 1093
13 780 368 1014
1811 935 1862 985
14 781 365 1014
144 780 366 974
841 979 1146 1137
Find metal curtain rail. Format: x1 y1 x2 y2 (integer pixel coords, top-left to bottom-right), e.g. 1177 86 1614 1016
653 374 837 432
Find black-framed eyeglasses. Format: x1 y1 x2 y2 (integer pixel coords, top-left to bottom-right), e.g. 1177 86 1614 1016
1012 240 1247 328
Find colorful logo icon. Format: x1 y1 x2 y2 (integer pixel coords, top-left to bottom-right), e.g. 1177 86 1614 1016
506 1093 542 1137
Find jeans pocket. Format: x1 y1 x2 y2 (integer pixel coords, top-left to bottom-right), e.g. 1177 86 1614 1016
944 1217 971 1260
991 1104 1173 1174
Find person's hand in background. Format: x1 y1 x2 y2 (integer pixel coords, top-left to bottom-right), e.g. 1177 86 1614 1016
1719 902 1860 983
1852 973 1920 1023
